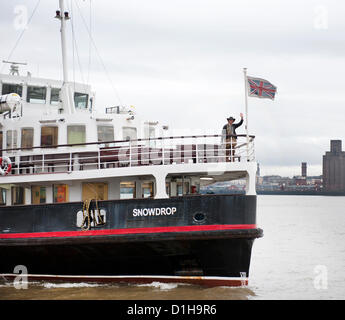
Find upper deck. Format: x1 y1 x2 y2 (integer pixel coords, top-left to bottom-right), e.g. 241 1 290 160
0 133 257 198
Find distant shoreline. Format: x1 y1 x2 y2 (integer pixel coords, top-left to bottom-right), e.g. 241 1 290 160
257 190 345 196
201 190 345 196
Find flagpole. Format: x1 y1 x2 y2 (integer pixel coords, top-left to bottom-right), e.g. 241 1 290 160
243 67 249 160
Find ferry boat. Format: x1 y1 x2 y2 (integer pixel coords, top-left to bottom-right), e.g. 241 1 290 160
0 0 262 287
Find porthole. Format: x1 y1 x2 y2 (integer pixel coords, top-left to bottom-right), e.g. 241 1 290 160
193 212 206 223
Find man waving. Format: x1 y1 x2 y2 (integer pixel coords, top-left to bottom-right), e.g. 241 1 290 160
221 113 244 162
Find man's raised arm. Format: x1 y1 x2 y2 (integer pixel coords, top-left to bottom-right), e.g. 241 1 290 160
235 113 244 128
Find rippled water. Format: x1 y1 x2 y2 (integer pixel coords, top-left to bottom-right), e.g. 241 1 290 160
1 195 344 300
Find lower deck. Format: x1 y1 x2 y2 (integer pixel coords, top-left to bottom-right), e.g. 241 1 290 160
0 172 249 207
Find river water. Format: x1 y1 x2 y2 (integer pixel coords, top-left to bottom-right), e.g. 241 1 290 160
0 195 344 300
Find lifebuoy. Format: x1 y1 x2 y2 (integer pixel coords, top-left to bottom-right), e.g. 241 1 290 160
0 156 12 176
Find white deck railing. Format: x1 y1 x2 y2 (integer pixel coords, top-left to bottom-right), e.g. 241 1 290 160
1 134 255 176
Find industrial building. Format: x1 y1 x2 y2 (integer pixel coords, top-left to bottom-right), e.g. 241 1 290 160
322 140 345 193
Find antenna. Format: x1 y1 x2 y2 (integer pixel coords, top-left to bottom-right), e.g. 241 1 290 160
2 60 27 76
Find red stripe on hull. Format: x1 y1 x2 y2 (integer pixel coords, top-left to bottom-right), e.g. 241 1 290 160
0 274 248 287
0 224 256 239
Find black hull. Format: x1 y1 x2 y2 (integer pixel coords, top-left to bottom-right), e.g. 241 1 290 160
0 194 262 286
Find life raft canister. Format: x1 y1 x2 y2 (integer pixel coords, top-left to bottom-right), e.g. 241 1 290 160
0 156 12 176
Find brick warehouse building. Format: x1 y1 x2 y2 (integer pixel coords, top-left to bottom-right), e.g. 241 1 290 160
323 140 345 193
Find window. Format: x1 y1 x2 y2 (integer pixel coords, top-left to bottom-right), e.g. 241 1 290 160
82 183 108 201
177 182 190 196
2 83 23 96
142 182 154 198
50 88 60 105
6 130 17 149
123 127 137 141
27 86 47 104
11 186 25 205
74 92 88 109
53 184 68 203
0 188 6 206
166 182 170 197
120 182 136 199
41 126 58 147
31 186 46 204
21 128 34 149
97 125 114 142
67 125 86 145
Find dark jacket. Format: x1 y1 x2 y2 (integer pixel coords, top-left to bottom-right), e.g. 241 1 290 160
221 119 243 141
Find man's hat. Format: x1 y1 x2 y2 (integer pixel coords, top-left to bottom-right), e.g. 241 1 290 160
227 116 235 121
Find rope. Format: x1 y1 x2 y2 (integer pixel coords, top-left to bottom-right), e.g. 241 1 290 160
74 0 124 106
68 0 76 92
86 0 92 86
81 199 91 231
80 198 105 231
67 0 86 88
93 198 105 226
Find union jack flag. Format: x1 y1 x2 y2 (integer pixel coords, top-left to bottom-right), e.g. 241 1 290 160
247 76 277 100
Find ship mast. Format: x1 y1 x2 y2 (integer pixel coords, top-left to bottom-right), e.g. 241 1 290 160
55 0 74 113
56 0 69 83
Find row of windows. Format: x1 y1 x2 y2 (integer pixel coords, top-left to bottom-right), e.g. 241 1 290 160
1 83 89 109
0 184 69 205
0 126 138 149
118 181 189 199
0 182 153 205
0 181 195 206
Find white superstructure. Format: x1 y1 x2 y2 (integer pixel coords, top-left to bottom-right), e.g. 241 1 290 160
0 0 257 207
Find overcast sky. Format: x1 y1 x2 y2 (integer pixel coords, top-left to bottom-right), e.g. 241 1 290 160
1 0 344 177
